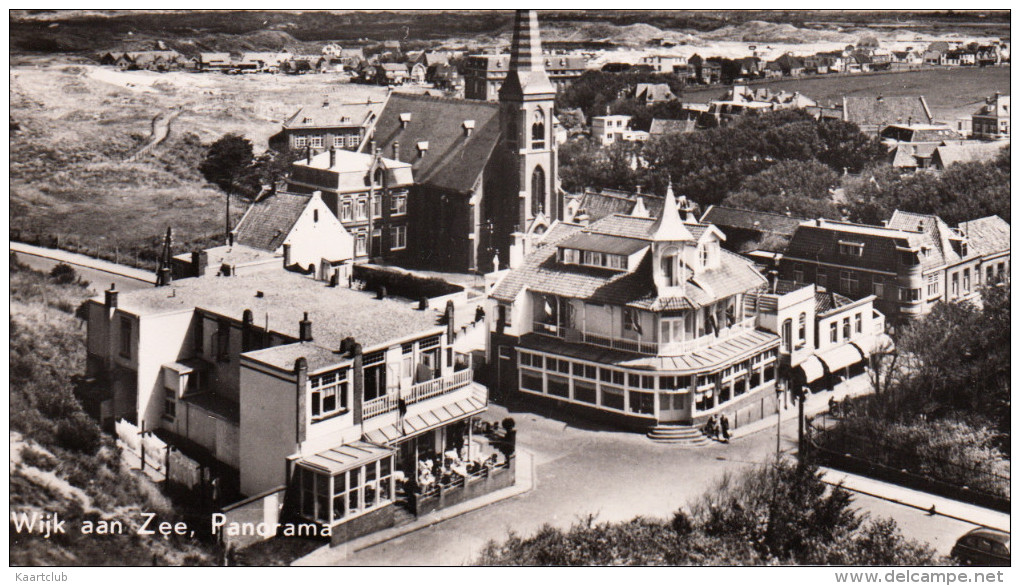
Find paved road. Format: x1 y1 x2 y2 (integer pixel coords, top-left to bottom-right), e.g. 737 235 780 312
11 244 154 295
336 391 1004 566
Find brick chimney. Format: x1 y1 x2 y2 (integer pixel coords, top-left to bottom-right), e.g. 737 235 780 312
351 342 364 425
445 300 455 342
104 283 118 311
391 141 400 161
329 146 336 168
299 312 313 342
191 250 208 277
295 357 308 443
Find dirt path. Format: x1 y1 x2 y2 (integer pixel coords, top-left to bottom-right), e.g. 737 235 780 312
127 109 179 161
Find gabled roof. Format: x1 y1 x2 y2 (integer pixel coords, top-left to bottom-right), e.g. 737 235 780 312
574 189 664 222
635 83 676 102
958 216 1010 257
291 149 414 192
558 232 649 255
234 192 310 252
974 94 1009 117
371 93 501 194
814 287 855 314
932 142 1006 169
843 95 933 128
649 118 696 136
700 206 805 237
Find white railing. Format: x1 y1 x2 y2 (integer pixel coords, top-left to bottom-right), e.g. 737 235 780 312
539 316 758 357
362 369 474 420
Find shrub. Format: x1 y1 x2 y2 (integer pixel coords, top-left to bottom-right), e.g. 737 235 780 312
352 264 462 300
49 263 79 285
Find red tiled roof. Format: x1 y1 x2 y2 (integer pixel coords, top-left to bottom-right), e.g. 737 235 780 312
372 93 501 194
234 192 310 252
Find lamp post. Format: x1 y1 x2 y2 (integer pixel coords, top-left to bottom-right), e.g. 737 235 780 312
775 381 786 465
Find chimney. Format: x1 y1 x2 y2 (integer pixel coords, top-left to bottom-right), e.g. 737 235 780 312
295 357 308 442
376 285 387 299
768 270 778 294
329 146 336 168
306 145 312 164
242 309 254 352
399 112 411 129
369 138 377 153
416 141 428 159
462 119 475 137
351 342 364 425
299 312 313 342
445 300 455 343
392 141 400 161
104 283 119 310
283 243 292 267
191 250 208 277
418 296 429 310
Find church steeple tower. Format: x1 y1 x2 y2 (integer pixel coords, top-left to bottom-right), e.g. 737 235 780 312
496 9 559 248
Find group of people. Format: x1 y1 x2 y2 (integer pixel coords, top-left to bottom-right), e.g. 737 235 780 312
414 446 499 493
703 413 731 442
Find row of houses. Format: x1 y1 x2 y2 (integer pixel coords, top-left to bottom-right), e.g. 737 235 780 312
98 50 351 74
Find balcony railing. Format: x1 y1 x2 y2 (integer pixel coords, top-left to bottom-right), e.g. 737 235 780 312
533 316 757 357
362 369 474 420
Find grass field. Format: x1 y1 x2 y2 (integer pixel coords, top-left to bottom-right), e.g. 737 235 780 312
680 66 1011 122
10 62 386 267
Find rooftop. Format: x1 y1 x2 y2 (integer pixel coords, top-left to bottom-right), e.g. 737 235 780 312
283 99 385 130
233 192 311 252
173 244 279 267
958 216 1011 257
700 205 805 237
291 150 414 192
107 271 444 371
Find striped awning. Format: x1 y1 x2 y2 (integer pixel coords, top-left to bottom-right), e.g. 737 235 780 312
363 384 486 445
817 344 865 374
796 356 825 384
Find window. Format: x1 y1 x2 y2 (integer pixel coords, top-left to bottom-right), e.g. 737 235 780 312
829 322 838 343
927 273 940 297
839 270 858 295
313 209 319 223
363 352 386 402
781 318 793 352
356 233 367 256
194 316 204 355
797 313 807 347
584 250 604 266
793 263 804 284
216 319 230 361
311 368 348 419
531 166 546 216
356 198 368 220
629 391 655 415
623 307 643 335
951 272 960 297
391 225 406 250
347 135 360 148
987 265 995 283
310 135 324 149
963 268 971 293
119 316 132 358
900 251 919 266
816 267 827 288
390 193 407 215
842 317 851 340
163 391 176 422
854 312 863 334
899 287 921 302
838 242 864 256
873 279 884 298
371 195 382 219
294 135 307 148
699 244 709 267
341 200 352 221
325 457 393 524
531 110 546 150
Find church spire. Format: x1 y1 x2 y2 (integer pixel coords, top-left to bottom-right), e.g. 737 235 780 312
650 182 694 242
499 9 555 100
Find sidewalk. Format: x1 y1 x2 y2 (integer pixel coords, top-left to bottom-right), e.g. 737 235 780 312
292 448 536 566
729 372 873 441
820 466 1011 533
11 241 156 284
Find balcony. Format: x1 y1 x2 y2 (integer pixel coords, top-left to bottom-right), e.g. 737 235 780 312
533 316 758 357
362 369 474 420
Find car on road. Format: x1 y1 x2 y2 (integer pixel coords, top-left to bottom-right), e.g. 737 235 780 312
951 528 1010 566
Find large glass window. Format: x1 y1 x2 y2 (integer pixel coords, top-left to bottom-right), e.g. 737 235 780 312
391 193 407 215
311 369 349 419
391 225 407 251
629 390 655 415
363 352 386 402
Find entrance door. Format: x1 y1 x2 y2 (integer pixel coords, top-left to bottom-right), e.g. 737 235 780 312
657 392 689 423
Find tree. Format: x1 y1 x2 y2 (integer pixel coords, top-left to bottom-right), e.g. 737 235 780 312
723 160 842 218
199 134 257 240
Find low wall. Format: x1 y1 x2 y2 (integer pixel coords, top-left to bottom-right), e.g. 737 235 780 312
330 505 395 547
218 486 287 550
413 457 516 517
692 383 780 430
511 390 657 432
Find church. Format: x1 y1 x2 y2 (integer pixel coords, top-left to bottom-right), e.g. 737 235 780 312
364 9 560 272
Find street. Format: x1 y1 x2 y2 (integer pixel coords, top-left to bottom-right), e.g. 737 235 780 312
11 245 154 294
336 398 998 565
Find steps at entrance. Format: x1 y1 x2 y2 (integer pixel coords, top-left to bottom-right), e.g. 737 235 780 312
647 424 713 446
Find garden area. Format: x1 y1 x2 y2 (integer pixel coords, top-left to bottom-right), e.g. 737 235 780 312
810 285 1010 510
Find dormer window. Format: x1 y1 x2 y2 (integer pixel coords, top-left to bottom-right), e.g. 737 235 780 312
560 247 626 271
838 241 865 256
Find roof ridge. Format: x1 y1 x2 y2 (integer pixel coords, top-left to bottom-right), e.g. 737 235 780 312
389 92 499 109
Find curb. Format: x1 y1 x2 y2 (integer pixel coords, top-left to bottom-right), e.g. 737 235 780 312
293 448 536 565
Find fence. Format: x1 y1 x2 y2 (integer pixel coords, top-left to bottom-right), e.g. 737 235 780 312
115 418 212 493
807 415 1010 512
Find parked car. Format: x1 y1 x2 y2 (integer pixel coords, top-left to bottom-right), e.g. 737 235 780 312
951 528 1010 566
